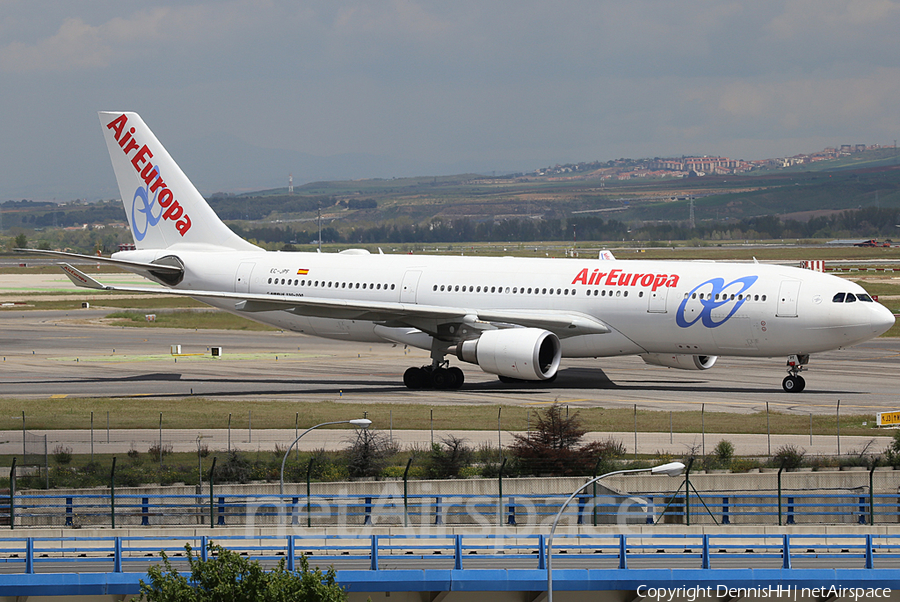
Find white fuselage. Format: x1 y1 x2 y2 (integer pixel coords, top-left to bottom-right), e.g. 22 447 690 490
115 248 895 359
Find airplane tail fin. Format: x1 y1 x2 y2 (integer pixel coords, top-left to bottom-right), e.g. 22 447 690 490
99 112 260 251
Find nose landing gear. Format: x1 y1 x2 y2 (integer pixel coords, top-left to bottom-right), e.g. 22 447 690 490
782 354 809 393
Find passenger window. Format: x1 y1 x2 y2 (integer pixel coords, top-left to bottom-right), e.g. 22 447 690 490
639 291 643 298
391 284 395 290
455 285 459 292
267 278 272 284
845 293 857 303
833 292 845 303
762 295 767 301
624 291 628 297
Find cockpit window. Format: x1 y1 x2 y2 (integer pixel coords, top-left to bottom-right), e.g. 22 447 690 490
845 293 857 303
832 292 845 303
857 293 874 302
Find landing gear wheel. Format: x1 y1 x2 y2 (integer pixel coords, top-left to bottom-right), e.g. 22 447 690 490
447 367 464 390
431 368 451 390
782 374 805 393
403 367 429 389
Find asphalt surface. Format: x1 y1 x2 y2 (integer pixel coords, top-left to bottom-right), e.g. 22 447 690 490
1 308 900 417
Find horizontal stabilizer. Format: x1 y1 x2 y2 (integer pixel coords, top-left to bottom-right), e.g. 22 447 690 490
60 264 107 290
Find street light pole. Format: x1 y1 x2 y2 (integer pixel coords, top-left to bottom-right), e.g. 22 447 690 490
546 461 684 602
279 419 372 497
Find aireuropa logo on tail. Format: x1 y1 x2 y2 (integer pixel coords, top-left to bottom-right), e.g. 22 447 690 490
106 114 192 240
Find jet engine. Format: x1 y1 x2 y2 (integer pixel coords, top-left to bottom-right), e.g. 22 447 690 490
456 328 561 380
640 353 717 370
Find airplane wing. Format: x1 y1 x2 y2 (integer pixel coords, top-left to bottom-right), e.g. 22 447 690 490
59 264 610 338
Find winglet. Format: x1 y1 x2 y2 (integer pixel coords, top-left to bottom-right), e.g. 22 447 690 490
60 264 107 290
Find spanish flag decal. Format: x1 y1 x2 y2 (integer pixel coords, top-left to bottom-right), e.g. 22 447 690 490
297 268 310 275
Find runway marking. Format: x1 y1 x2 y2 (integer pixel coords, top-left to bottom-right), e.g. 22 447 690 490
49 394 68 399
48 353 331 363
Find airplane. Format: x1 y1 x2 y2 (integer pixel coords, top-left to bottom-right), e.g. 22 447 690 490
20 112 896 393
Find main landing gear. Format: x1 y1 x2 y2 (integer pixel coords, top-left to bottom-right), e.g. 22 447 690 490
782 354 809 393
403 363 464 390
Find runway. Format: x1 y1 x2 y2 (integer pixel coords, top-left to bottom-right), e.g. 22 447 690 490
2 308 900 416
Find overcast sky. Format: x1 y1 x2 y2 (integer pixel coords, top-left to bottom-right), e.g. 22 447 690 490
2 0 899 200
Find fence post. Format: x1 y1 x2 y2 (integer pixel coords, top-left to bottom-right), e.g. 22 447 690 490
455 534 463 570
434 496 443 525
787 497 795 524
114 537 122 573
701 534 710 569
507 496 516 526
537 534 546 570
618 534 627 569
777 461 785 526
684 461 691 526
498 457 506 526
10 457 16 530
67 497 74 527
870 460 877 525
44 435 48 490
25 537 33 574
306 457 315 528
287 535 296 572
208 457 216 529
866 534 874 569
782 534 791 570
370 535 379 570
110 457 117 529
217 497 225 526
403 457 412 527
722 496 730 525
141 498 149 526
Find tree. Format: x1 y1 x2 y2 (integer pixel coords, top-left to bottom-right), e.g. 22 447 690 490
139 541 347 602
427 435 473 479
345 429 398 479
14 233 27 249
510 404 623 476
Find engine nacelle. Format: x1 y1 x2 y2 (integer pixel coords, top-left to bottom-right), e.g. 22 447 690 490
456 328 561 380
640 353 717 370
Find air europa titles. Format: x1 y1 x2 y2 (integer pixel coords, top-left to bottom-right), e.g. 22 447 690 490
571 268 679 291
106 114 192 236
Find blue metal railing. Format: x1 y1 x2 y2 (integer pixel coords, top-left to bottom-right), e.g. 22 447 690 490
5 491 898 527
0 533 897 575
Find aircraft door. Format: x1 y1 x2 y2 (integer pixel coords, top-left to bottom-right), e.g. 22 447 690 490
648 285 668 313
776 280 801 317
235 262 255 293
400 270 422 303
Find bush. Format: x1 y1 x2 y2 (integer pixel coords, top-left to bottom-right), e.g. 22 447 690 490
53 445 73 465
772 444 805 469
426 436 473 479
713 440 734 463
140 541 347 601
884 430 900 467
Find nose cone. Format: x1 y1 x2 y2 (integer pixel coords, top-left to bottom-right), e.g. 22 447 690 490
872 303 896 337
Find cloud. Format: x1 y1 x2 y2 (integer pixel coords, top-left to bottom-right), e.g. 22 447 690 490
0 3 258 73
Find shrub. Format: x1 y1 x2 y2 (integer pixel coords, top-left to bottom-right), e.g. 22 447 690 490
772 444 805 469
140 541 347 601
52 445 73 465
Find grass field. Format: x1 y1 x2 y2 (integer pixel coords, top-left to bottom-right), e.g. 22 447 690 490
0 397 881 438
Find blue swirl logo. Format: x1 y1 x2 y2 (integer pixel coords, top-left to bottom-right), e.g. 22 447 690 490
131 166 163 241
676 276 758 328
